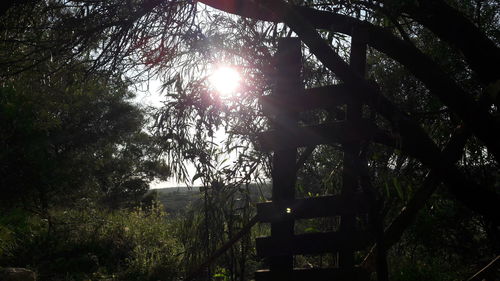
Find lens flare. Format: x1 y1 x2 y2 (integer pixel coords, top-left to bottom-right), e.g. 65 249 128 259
209 66 241 97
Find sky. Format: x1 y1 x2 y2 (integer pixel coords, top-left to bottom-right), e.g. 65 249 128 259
134 67 241 189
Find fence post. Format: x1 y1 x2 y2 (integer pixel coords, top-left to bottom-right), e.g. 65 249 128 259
269 37 302 274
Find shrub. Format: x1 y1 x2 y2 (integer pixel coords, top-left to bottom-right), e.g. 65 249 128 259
0 202 183 281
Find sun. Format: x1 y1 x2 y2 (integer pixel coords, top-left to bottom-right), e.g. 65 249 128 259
209 65 241 97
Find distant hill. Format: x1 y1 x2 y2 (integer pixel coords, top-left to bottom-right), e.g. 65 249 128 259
149 184 271 213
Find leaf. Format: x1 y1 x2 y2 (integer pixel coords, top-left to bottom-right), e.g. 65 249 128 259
393 177 404 200
192 173 203 183
304 227 318 233
219 158 228 165
297 184 304 194
384 182 391 197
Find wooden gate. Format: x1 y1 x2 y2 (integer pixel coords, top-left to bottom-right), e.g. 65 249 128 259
255 35 381 281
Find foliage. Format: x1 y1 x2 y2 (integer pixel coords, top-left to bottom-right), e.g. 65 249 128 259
0 0 196 80
150 0 499 279
0 202 183 281
1 0 499 280
176 182 262 281
0 64 170 210
387 189 497 281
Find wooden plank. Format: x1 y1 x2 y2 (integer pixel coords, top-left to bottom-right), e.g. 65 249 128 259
255 267 369 281
260 84 354 115
256 231 371 257
268 37 302 272
257 195 369 223
258 120 395 151
340 25 368 269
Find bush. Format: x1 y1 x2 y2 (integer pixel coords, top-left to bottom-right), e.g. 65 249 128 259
0 202 183 281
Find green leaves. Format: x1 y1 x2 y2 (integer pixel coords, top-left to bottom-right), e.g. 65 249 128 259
0 63 170 209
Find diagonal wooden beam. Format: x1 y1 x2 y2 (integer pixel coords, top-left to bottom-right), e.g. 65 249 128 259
387 0 500 86
362 125 471 270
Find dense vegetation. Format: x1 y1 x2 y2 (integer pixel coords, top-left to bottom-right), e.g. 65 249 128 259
1 0 499 281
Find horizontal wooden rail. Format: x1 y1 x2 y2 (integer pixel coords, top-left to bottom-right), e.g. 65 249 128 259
256 231 371 257
260 84 355 114
255 267 369 281
257 120 395 151
257 195 369 223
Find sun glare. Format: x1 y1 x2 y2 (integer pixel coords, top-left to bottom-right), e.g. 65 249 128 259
209 66 241 97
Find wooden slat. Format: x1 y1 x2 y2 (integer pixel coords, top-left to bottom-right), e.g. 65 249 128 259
258 120 395 151
256 231 371 257
257 195 369 223
269 37 302 272
255 267 369 281
340 26 368 269
260 84 354 115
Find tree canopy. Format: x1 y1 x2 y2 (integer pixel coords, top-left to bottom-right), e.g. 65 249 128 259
0 62 170 211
